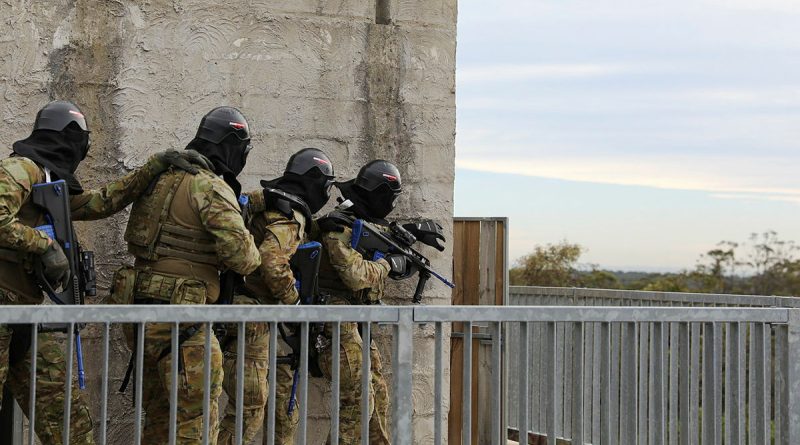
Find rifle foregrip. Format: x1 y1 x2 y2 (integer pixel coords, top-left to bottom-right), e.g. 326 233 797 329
413 272 430 304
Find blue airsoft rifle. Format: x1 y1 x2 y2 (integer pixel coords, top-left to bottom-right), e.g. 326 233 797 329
324 211 455 304
31 179 96 390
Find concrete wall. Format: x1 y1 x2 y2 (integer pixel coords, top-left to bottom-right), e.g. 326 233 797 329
0 0 456 443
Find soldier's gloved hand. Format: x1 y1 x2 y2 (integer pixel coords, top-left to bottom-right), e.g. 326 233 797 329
386 254 413 279
152 150 214 175
316 216 346 233
402 220 446 251
39 240 71 290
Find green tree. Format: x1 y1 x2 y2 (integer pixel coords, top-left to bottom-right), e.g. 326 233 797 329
510 241 584 286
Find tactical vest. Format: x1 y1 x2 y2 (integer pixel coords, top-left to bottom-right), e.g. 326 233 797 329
0 159 47 303
124 170 222 300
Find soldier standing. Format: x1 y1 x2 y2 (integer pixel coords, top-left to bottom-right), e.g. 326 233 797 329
0 100 207 444
315 160 410 444
217 147 335 445
111 106 260 444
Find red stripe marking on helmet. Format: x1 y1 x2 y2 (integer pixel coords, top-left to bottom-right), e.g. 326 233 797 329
68 110 85 119
382 173 398 181
313 156 331 164
229 122 247 130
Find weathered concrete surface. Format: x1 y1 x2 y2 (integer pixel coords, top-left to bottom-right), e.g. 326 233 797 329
0 0 456 442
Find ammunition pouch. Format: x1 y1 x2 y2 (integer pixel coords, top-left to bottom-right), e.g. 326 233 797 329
133 271 208 305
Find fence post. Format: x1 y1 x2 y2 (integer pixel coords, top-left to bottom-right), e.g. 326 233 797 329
787 309 800 443
393 307 415 445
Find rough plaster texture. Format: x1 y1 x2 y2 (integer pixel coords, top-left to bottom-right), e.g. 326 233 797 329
0 0 456 442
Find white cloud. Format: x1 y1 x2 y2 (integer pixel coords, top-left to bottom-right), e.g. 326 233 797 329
457 64 630 84
455 153 800 205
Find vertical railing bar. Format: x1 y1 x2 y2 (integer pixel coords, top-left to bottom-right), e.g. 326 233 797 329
620 322 636 445
519 322 530 445
100 322 109 445
714 323 723 443
547 322 557 445
610 322 621 444
202 322 212 445
586 322 597 443
267 322 278 445
776 323 788 445
668 323 679 445
392 308 414 445
435 322 444 445
63 322 75 445
754 322 767 445
786 310 800 445
235 322 245 445
169 322 179 445
599 322 611 445
679 323 689 445
651 322 665 445
331 322 341 445
736 321 746 445
689 323 700 445
749 322 757 445
134 322 145 445
558 321 568 440
491 321 503 445
463 321 473 445
299 322 309 445
765 322 773 445
28 324 38 445
726 322 740 445
637 323 649 445
571 322 584 445
702 323 714 445
361 322 371 445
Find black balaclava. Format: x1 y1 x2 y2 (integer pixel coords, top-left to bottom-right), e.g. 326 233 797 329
335 180 398 223
266 172 331 214
12 123 90 194
185 134 250 197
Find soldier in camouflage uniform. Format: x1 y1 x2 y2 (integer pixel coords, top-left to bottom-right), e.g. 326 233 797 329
315 160 410 445
111 106 260 445
0 100 208 445
217 147 335 445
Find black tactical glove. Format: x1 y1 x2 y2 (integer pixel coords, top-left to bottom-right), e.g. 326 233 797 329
386 254 414 280
40 240 70 290
316 216 346 233
152 150 214 175
402 220 446 251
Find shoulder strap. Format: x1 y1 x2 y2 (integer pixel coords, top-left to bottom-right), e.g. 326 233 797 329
263 187 313 231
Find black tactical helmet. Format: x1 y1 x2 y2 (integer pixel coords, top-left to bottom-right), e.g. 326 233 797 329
265 147 335 214
354 160 402 194
195 106 250 144
33 100 88 132
285 147 335 178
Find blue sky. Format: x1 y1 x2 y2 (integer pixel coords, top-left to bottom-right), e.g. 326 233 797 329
453 0 800 271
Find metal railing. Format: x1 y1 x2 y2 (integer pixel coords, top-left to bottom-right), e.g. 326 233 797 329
3 303 800 445
506 286 800 445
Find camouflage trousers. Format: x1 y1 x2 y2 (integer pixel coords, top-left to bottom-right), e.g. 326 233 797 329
318 322 390 445
137 323 223 445
0 324 94 445
217 322 297 445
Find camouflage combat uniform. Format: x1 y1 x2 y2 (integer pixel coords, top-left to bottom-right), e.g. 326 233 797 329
218 190 306 445
316 219 391 445
111 167 260 445
0 154 181 445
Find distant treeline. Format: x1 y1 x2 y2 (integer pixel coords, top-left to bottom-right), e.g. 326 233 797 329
509 231 800 296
